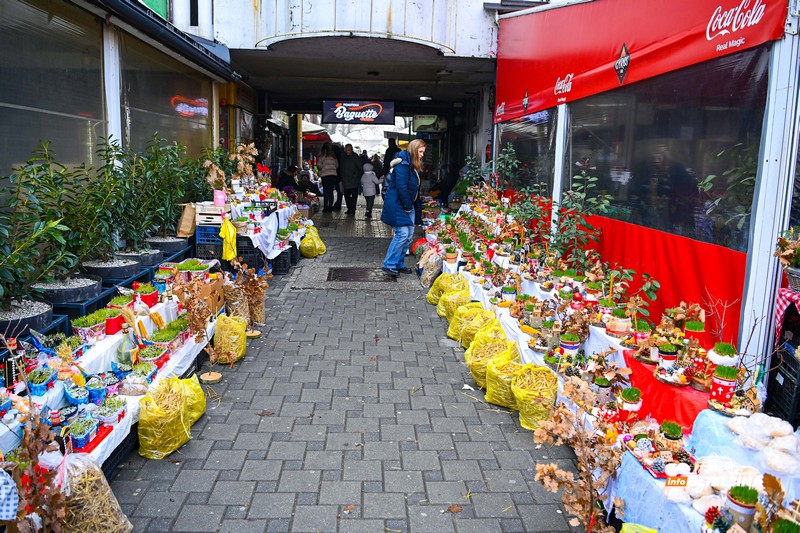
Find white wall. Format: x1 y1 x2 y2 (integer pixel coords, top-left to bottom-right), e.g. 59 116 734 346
171 0 214 40
208 0 496 58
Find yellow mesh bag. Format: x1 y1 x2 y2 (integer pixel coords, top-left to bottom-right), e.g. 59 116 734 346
460 310 496 349
511 364 558 431
437 289 471 320
485 358 524 410
175 374 206 427
447 303 484 340
138 381 190 459
215 314 248 364
466 340 518 389
426 272 455 305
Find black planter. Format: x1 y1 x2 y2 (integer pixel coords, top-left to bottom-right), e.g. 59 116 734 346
35 274 103 304
145 237 189 253
81 260 141 280
116 249 164 267
0 302 53 337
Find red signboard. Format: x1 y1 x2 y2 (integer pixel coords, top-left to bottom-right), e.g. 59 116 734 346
495 0 787 123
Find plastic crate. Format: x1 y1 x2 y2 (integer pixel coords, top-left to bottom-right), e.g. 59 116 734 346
195 243 222 260
289 242 301 266
765 349 800 428
271 249 292 275
196 225 223 245
234 237 267 272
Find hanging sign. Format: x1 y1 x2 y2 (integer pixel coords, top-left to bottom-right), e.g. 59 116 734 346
322 100 395 125
495 0 787 123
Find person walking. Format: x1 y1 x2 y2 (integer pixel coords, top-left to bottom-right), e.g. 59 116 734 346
382 138 401 178
381 139 425 277
339 144 363 215
370 153 384 196
318 143 339 213
360 162 382 219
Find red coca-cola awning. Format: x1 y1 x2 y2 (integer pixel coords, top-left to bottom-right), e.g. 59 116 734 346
494 0 787 123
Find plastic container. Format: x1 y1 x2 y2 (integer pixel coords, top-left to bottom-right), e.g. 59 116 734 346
65 384 90 405
196 225 223 245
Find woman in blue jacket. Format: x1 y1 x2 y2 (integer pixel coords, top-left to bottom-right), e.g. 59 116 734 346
381 139 425 276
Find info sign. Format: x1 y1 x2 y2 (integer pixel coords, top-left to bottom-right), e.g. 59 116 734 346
322 100 395 125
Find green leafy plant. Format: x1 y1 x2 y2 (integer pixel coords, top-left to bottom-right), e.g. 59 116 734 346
594 376 611 387
658 343 678 353
144 135 188 237
132 362 156 378
714 365 740 380
561 333 580 343
116 143 162 252
108 295 133 307
772 519 800 533
727 485 759 505
633 320 651 332
27 367 55 385
685 320 705 332
177 259 210 272
599 298 616 308
139 345 164 359
542 320 555 329
71 309 109 328
69 417 95 437
611 308 628 319
660 420 682 439
134 283 157 294
713 342 736 357
620 387 641 403
586 281 602 291
502 286 516 294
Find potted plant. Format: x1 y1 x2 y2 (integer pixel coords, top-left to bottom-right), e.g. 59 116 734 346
586 281 603 296
69 416 99 449
501 285 517 302
607 308 632 336
461 242 474 262
138 344 168 368
710 364 740 405
95 395 127 425
150 318 187 356
593 376 613 404
84 375 107 405
133 282 159 307
620 387 642 412
598 298 617 316
27 367 56 396
658 420 684 452
107 295 134 309
71 310 108 345
176 259 211 281
560 333 581 356
103 308 125 336
708 341 738 366
444 246 458 263
632 319 652 342
276 228 291 242
658 342 679 369
725 485 759 530
132 361 158 384
684 320 708 347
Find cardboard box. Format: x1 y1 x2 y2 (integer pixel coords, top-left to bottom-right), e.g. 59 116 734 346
173 275 225 315
296 205 310 218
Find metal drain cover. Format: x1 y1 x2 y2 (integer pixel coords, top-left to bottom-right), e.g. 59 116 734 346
327 267 397 282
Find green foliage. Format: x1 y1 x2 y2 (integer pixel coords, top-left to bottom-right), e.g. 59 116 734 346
633 320 651 332
660 420 682 439
494 144 521 192
621 387 641 403
134 283 157 294
685 320 705 332
727 485 758 505
714 342 736 356
658 343 677 353
714 365 740 380
116 139 164 251
561 333 580 343
27 367 55 385
108 295 133 307
509 183 551 242
71 308 110 328
772 519 800 533
542 320 555 329
176 259 210 271
599 298 616 308
594 377 611 387
144 135 188 237
139 345 164 359
612 308 628 319
69 417 95 437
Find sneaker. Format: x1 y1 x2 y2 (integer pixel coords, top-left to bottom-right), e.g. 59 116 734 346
396 267 413 274
382 267 399 277
365 213 372 219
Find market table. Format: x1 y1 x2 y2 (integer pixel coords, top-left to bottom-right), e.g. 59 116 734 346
622 351 709 431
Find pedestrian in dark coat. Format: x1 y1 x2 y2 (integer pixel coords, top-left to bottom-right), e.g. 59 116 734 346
381 139 426 276
339 144 363 215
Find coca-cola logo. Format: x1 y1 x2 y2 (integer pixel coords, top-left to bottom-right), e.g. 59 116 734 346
554 74 574 96
706 0 766 40
614 43 631 84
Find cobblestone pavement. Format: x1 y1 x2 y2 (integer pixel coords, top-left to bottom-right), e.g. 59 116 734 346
110 207 577 532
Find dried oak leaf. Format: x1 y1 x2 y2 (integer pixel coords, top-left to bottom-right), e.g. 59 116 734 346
256 410 275 417
343 504 356 513
446 504 462 513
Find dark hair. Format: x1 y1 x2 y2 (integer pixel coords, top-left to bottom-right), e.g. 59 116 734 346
287 165 298 172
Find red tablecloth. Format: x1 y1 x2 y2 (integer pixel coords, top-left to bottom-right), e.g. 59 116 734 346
623 351 709 432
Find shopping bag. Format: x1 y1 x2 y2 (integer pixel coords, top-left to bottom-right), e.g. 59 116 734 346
176 203 196 238
215 314 248 364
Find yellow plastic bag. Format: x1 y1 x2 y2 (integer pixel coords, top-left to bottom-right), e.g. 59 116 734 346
138 384 190 460
176 374 206 426
466 340 517 389
511 364 558 431
437 289 471 320
485 358 524 410
219 218 237 261
300 235 319 258
620 525 658 533
447 303 484 340
460 310 496 349
215 314 247 364
426 272 455 305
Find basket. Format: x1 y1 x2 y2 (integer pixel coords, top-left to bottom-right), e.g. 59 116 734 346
111 361 133 380
272 249 292 275
85 379 108 405
71 419 99 450
65 384 90 405
289 242 301 266
786 266 800 292
196 225 223 245
28 370 56 396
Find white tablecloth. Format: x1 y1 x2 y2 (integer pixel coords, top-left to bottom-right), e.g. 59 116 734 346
229 202 298 257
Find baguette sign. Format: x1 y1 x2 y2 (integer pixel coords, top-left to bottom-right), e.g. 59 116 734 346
322 100 395 125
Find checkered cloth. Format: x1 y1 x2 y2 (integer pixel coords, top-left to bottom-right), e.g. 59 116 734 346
775 287 800 342
0 469 18 521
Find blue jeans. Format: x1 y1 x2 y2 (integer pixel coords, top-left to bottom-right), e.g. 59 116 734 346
383 214 414 270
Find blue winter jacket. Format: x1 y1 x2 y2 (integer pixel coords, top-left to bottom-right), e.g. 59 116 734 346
381 150 419 228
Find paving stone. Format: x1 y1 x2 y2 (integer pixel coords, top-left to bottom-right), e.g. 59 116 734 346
482 470 529 492
277 469 321 492
455 518 504 533
471 493 518 518
291 505 338 532
303 450 343 470
384 470 424 493
172 504 224 532
204 450 247 470
319 480 361 504
267 441 307 460
134 491 187 517
338 519 387 533
425 481 468 504
363 492 407 519
218 519 268 533
248 493 295 519
402 451 442 471
362 440 400 460
408 505 457 533
171 470 219 493
210 481 256 506
343 459 383 481
417 432 455 450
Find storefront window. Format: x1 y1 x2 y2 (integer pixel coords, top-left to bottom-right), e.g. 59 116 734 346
565 46 769 252
497 108 557 195
120 33 212 156
789 135 800 229
0 0 104 174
